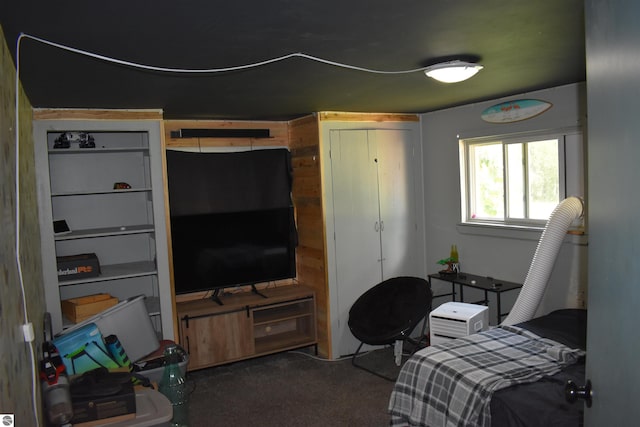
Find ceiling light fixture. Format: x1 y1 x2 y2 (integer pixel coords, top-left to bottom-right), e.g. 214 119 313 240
424 60 483 83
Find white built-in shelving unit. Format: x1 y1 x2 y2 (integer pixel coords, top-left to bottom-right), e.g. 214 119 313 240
34 120 174 340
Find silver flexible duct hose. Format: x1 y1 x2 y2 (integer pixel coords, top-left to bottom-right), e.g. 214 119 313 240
501 196 584 325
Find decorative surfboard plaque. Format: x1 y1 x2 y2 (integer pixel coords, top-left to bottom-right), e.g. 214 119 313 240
480 99 552 123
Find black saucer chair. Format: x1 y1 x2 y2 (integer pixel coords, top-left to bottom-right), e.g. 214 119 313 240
348 276 432 381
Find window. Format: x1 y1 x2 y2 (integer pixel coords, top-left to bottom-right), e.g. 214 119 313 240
460 130 582 228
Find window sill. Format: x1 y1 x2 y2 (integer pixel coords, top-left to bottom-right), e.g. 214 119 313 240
457 222 587 245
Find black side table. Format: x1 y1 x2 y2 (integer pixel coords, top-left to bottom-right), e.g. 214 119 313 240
428 272 523 324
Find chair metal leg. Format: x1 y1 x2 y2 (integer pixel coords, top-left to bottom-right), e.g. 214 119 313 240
394 340 403 366
351 341 399 382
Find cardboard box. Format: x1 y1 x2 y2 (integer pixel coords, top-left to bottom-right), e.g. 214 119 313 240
57 253 101 281
62 294 119 323
70 380 136 425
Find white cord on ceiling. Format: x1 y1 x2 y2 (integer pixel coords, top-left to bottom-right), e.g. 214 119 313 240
19 32 430 75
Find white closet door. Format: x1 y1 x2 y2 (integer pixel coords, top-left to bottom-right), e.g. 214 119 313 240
373 129 422 279
329 129 382 357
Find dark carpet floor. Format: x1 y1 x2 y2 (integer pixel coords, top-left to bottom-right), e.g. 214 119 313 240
183 347 404 427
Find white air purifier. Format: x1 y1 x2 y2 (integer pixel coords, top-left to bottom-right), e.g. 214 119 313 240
429 302 489 345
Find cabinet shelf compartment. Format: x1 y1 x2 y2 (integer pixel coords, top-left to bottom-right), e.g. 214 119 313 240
254 327 316 355
253 297 315 355
58 260 157 286
55 224 155 240
144 296 161 316
61 295 161 329
253 298 314 325
48 144 151 196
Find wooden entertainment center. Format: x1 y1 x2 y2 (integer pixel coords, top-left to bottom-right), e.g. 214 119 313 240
176 285 316 371
32 112 422 363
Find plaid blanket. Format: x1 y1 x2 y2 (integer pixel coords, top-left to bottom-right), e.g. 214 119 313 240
388 325 585 427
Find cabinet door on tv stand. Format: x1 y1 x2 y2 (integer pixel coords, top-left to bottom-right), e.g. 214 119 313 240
180 310 254 370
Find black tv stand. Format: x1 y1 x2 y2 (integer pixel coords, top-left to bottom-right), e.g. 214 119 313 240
251 284 268 299
210 289 224 305
210 286 268 305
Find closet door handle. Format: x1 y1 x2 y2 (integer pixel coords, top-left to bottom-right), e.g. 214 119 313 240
565 380 592 407
374 221 379 232
380 220 384 231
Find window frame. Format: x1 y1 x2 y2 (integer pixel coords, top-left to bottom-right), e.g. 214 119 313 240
459 129 576 229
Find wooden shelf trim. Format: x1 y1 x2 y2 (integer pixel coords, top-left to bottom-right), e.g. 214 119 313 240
51 187 152 197
48 147 149 154
317 111 419 122
255 331 316 354
164 119 289 148
33 108 163 121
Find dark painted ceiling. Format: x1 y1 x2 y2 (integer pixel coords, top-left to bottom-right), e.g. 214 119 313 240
0 1 585 121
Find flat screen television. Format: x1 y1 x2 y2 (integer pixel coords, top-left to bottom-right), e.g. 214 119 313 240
170 207 297 295
166 149 297 298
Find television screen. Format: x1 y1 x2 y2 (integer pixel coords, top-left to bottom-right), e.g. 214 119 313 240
170 208 297 294
166 149 297 295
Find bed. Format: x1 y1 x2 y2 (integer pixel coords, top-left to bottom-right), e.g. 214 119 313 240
389 309 587 427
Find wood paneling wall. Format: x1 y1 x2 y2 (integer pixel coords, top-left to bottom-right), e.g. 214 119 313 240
165 117 332 357
288 114 331 357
